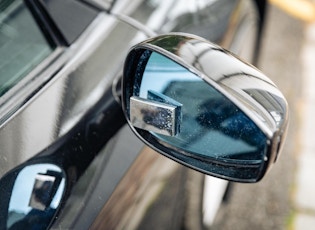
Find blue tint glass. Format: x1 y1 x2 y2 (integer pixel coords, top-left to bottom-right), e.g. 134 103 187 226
138 52 267 163
7 164 65 229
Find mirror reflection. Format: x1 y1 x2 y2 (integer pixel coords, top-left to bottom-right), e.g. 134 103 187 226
7 164 65 230
133 52 267 163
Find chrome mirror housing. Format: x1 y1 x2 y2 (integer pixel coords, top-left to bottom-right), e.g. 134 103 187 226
122 33 288 182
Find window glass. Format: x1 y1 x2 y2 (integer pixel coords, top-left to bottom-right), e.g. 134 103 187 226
0 0 54 96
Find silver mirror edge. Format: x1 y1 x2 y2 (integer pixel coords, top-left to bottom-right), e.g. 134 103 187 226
131 33 289 142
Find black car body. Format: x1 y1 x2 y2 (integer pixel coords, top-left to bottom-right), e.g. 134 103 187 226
0 0 271 229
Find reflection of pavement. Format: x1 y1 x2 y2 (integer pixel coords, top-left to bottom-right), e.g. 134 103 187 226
293 21 315 229
272 0 315 228
269 0 315 22
208 4 304 230
90 147 181 230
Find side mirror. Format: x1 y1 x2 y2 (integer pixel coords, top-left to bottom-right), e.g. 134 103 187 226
122 33 288 182
0 163 66 229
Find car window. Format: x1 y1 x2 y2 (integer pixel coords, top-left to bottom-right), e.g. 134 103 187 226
0 0 55 96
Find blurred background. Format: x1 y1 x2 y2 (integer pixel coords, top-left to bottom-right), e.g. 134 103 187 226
209 1 315 229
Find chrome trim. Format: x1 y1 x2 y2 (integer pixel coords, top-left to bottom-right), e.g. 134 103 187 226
130 95 182 136
0 48 65 126
29 174 57 211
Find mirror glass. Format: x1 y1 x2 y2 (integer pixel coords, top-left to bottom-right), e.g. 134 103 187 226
6 164 65 230
131 51 267 169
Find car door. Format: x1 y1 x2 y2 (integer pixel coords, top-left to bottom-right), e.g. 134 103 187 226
0 1 153 229
0 0 267 230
